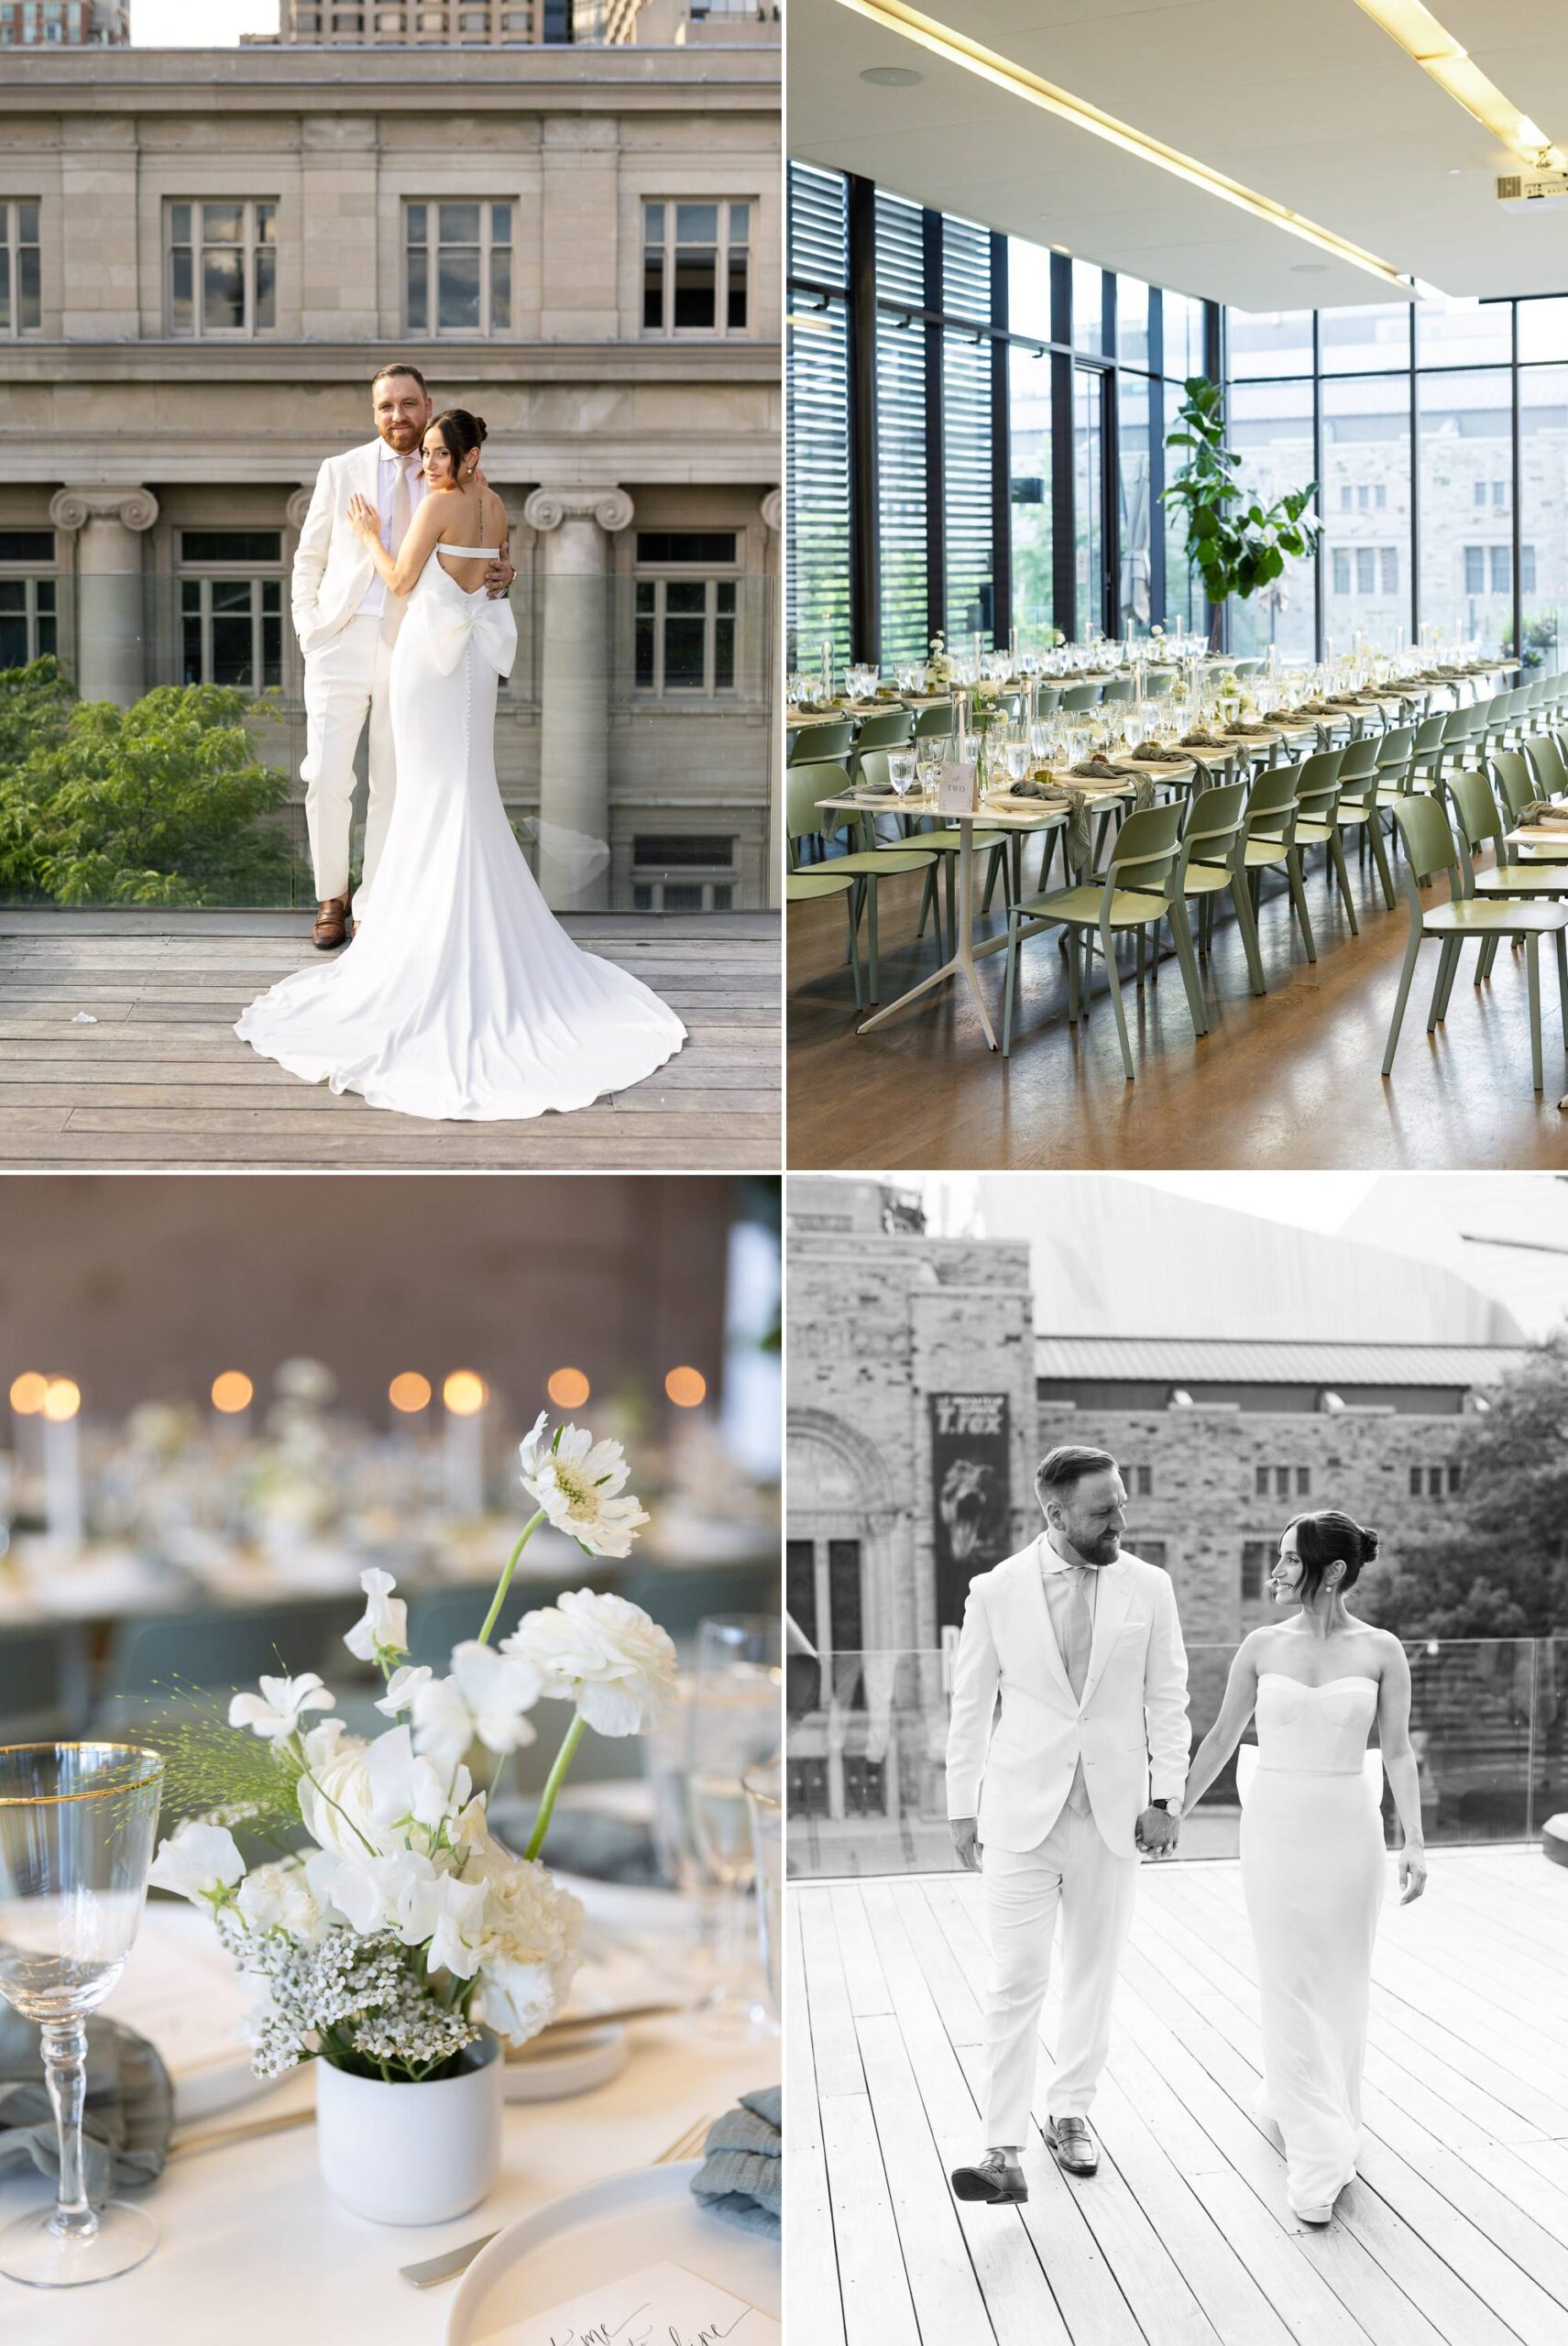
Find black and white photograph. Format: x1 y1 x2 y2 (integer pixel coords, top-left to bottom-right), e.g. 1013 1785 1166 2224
785 1171 1568 2341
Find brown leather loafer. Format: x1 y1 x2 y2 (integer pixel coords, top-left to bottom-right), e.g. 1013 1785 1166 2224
950 2151 1027 2204
1046 2115 1100 2176
312 895 350 949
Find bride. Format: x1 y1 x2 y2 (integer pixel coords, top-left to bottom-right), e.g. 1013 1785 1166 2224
1179 1509 1427 2227
236 408 686 1122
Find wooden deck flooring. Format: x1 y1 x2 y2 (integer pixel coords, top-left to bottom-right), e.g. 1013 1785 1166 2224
789 1846 1568 2346
0 911 780 1169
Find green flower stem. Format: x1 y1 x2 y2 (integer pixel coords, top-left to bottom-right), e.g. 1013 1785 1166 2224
523 1713 584 1863
476 1509 547 1648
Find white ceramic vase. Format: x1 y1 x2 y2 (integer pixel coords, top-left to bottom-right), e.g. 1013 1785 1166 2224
314 2031 503 2225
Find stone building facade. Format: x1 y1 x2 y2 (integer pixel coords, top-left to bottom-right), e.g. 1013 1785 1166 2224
0 43 781 909
785 1178 1529 1847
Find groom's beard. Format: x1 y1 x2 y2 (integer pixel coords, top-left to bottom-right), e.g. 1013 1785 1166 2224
1063 1528 1121 1567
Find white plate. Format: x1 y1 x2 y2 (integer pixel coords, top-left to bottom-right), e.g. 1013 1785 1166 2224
502 2023 627 2102
444 2161 779 2346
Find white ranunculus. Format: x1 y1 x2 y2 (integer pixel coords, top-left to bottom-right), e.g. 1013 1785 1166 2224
149 1820 246 1906
296 1736 384 1860
411 1641 543 1770
344 1567 409 1664
422 1875 488 1979
234 1859 325 1944
375 1663 433 1719
516 1414 651 1559
229 1672 335 1742
502 1589 678 1737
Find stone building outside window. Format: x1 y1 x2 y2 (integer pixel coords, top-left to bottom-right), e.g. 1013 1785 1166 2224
404 202 512 337
178 531 286 693
0 530 56 665
641 199 750 336
0 199 40 333
166 201 277 338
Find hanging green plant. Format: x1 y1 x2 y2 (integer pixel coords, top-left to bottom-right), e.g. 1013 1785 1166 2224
1162 377 1322 649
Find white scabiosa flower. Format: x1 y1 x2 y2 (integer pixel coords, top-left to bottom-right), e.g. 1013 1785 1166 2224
228 1672 335 1742
516 1414 650 1559
149 1820 246 1908
502 1589 677 1737
343 1568 409 1666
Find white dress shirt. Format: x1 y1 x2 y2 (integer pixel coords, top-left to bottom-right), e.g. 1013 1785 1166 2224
354 444 425 619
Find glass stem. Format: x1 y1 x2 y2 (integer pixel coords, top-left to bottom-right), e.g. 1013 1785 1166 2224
41 2020 98 2242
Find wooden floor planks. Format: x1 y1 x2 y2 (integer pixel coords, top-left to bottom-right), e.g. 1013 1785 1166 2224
0 915 780 1168
788 1849 1568 2346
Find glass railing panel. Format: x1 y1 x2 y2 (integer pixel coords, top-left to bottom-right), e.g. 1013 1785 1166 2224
786 1638 1549 1881
0 573 778 914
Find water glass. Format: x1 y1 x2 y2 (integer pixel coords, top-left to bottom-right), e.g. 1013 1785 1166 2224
742 1760 782 2027
888 750 917 796
688 1617 780 2030
0 1745 165 2287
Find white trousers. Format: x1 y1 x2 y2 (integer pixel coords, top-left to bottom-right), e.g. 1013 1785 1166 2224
981 1800 1140 2148
301 613 399 904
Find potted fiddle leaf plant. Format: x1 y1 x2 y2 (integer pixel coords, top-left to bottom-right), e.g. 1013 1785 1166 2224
1163 377 1321 651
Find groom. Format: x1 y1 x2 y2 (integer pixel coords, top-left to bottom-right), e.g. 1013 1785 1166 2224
291 361 515 948
947 1444 1190 2203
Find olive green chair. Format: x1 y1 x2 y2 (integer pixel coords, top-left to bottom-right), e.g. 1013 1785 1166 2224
1385 797 1568 1093
1290 747 1358 934
1059 680 1102 714
1241 764 1317 962
1524 732 1568 801
1332 753 1397 911
1000 801 1206 1078
1491 749 1539 828
784 759 938 1007
1172 777 1266 1007
786 718 853 766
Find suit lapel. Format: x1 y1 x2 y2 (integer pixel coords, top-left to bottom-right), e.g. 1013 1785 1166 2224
1081 1560 1134 1707
1012 1540 1075 1705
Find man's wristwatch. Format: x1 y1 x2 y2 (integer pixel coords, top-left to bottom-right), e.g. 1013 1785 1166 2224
1152 1797 1182 1819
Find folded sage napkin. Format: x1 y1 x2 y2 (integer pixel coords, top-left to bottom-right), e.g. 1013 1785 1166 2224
1070 755 1124 781
1223 720 1272 737
1327 693 1363 706
1180 729 1227 748
1131 773 1157 812
793 699 839 716
1061 784 1093 877
1129 740 1185 762
1295 699 1334 714
855 777 894 795
690 2086 780 2239
1263 707 1299 722
0 2007 173 2199
1520 800 1568 825
1011 775 1065 800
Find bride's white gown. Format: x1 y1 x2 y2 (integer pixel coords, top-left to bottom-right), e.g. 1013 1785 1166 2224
236 541 686 1121
1238 1674 1386 2217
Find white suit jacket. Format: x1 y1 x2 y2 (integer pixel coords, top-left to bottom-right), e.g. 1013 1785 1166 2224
291 441 390 659
945 1540 1190 1857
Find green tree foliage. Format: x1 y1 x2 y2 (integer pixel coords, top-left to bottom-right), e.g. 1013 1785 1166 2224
1162 378 1322 648
0 675 291 907
1357 1332 1568 1639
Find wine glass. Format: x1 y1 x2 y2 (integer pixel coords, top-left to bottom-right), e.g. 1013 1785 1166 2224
687 1617 780 2034
0 1744 164 2287
742 1760 782 2030
888 750 917 798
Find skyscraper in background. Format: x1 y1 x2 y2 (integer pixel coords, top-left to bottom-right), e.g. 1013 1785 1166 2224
0 0 126 42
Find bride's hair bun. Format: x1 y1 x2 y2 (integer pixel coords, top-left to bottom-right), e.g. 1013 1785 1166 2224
428 407 487 466
1287 1508 1379 1601
472 416 488 444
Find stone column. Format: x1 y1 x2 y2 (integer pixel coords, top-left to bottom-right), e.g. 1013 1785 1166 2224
761 488 783 909
49 488 159 707
522 485 633 912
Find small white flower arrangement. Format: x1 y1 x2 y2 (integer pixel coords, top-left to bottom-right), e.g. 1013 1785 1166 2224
148 1415 676 2088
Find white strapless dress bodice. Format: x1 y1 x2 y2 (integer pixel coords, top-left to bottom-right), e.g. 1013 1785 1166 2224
235 543 686 1122
1239 1675 1386 2217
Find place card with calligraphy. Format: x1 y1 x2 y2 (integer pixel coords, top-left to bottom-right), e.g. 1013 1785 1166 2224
484 2259 781 2346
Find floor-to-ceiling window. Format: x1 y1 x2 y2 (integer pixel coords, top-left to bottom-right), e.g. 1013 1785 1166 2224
785 165 851 676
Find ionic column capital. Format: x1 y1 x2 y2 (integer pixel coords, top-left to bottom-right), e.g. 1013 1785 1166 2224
49 486 159 534
522 485 634 536
761 488 783 534
285 487 314 532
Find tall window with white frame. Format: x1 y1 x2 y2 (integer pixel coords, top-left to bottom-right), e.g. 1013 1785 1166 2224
405 202 512 336
633 528 740 697
642 201 751 336
178 531 285 693
167 202 277 339
0 531 57 668
0 201 40 335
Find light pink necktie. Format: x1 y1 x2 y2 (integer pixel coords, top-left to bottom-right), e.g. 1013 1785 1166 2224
1064 1565 1092 1814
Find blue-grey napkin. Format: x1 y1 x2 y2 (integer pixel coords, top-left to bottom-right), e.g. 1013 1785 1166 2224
690 2084 781 2239
0 2005 174 2198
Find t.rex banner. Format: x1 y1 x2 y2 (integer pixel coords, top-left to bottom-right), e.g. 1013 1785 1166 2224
930 1392 1011 1633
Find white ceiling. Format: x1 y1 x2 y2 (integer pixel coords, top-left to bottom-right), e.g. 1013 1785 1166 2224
787 0 1568 309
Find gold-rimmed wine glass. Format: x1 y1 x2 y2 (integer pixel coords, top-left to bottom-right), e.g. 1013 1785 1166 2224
0 1743 165 2287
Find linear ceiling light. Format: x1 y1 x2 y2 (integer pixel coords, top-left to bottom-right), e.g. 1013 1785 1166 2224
1352 0 1566 171
827 0 1411 290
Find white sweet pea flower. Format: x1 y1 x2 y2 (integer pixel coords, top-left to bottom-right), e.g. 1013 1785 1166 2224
327 1848 439 1944
411 1641 543 1770
302 1716 351 1770
503 1589 678 1737
375 1663 433 1720
423 1875 488 1980
235 1859 326 1944
344 1568 409 1665
364 1724 470 1840
228 1672 335 1742
516 1414 650 1559
148 1820 246 1908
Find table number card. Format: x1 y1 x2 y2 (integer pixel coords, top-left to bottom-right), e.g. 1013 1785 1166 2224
487 2259 781 2346
934 759 979 816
